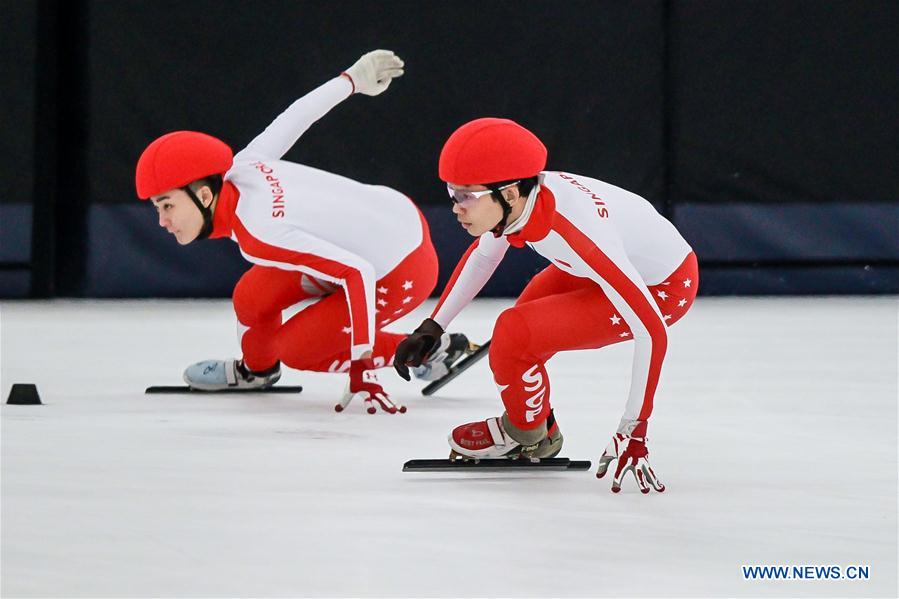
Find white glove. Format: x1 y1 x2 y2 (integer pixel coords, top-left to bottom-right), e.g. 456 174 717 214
342 49 404 96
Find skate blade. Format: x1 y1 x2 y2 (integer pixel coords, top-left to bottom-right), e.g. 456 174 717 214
405 457 591 472
145 385 302 394
421 341 491 397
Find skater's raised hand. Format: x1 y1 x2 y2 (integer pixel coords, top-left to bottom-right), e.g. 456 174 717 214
336 357 406 414
595 420 665 494
394 318 445 381
341 49 404 96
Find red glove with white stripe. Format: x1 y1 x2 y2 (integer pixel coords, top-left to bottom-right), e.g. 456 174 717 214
335 358 406 415
596 420 665 493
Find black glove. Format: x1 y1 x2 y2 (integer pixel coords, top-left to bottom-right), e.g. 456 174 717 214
393 318 445 381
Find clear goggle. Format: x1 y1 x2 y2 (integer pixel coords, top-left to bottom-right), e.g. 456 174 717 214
447 181 519 207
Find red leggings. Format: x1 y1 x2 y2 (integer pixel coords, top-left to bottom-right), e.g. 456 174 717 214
490 252 698 429
233 215 438 373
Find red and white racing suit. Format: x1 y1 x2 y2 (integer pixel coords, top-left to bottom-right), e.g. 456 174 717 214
208 76 437 373
432 172 697 429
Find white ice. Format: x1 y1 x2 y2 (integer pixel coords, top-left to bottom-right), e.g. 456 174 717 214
2 297 897 598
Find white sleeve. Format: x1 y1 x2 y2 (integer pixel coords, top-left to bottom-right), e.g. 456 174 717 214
431 233 509 329
587 244 668 422
240 76 353 159
554 212 668 423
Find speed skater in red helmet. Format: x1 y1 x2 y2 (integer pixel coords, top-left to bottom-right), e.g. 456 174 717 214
394 117 699 492
134 50 472 414
135 131 233 244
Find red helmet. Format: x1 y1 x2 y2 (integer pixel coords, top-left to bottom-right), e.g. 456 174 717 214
438 118 547 185
135 131 233 199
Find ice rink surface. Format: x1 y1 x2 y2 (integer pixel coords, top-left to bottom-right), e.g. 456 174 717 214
2 296 897 598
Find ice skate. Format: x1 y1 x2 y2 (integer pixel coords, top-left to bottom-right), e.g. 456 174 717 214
448 410 563 461
182 359 281 391
411 333 476 381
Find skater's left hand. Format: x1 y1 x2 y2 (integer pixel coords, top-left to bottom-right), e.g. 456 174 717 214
336 358 406 414
341 49 404 96
393 318 445 381
595 420 665 493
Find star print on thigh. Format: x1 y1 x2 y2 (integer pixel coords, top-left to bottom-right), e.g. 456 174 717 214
607 279 690 336
375 278 421 326
319 270 434 373
608 252 698 339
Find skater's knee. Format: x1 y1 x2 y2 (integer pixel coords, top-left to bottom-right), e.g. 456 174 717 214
490 308 531 368
232 282 278 325
232 285 260 323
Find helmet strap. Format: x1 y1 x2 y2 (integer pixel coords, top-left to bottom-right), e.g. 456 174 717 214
183 185 214 241
489 187 514 237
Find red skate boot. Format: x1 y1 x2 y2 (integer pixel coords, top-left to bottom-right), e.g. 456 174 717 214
448 410 563 460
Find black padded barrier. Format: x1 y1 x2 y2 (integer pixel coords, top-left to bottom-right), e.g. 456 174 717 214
1 1 896 298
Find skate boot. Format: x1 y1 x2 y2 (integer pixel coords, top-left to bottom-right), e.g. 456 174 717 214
448 410 563 460
183 359 281 391
411 333 476 381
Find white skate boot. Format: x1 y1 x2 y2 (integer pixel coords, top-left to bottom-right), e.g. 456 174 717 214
448 410 563 460
183 359 281 391
411 333 475 381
